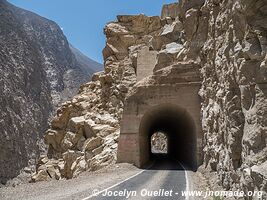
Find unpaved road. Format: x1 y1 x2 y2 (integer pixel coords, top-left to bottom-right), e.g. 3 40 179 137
0 160 189 200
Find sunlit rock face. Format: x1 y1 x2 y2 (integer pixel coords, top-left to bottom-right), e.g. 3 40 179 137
199 0 267 196
0 0 102 184
32 14 164 182
30 0 266 196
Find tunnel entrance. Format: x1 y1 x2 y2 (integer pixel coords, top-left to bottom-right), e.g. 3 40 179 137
139 104 197 170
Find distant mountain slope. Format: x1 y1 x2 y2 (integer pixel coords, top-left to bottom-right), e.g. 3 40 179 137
0 0 100 183
70 44 103 74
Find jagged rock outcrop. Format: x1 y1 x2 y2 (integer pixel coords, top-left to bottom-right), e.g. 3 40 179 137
0 0 102 184
199 0 267 197
33 0 266 197
32 13 167 182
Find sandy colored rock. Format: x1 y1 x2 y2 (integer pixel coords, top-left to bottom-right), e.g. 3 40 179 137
68 116 85 133
84 119 96 138
44 130 64 151
83 137 103 151
31 2 266 196
161 3 180 19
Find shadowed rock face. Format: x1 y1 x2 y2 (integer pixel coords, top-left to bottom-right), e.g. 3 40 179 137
0 0 102 183
69 44 103 74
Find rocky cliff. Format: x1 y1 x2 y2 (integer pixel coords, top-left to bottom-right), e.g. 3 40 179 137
32 0 266 197
199 0 267 196
0 0 102 184
31 13 164 181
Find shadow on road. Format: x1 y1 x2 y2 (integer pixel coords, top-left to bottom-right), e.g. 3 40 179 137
142 153 190 171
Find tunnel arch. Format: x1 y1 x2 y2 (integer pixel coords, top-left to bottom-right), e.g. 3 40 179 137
138 104 197 170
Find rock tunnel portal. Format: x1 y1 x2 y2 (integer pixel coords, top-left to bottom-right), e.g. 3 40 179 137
139 105 197 169
118 99 202 171
117 62 203 170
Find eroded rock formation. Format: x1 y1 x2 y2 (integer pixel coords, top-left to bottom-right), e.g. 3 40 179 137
32 13 166 181
199 0 267 196
32 0 266 197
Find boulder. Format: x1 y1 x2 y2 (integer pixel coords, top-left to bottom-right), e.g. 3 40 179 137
71 156 88 178
68 116 85 134
44 129 64 151
31 170 51 182
92 124 117 137
161 21 183 40
76 136 86 151
51 110 70 130
62 150 83 179
83 137 103 151
154 43 183 71
61 131 81 150
104 23 129 37
32 159 61 182
84 119 96 138
46 165 61 180
98 113 118 126
163 42 183 54
102 40 128 60
37 155 49 168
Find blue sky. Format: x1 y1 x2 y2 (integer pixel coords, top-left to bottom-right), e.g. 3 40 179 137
8 0 176 63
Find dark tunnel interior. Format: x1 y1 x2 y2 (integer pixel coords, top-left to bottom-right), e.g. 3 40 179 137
139 105 197 170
